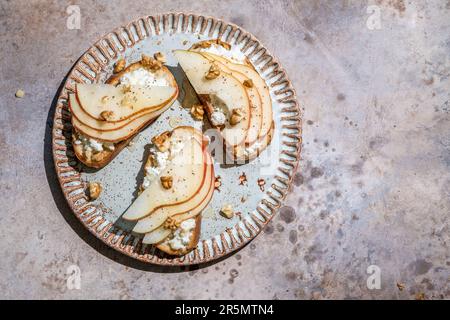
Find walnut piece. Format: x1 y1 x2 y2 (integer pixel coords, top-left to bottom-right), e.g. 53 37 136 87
163 217 180 231
15 89 25 98
153 52 166 63
141 54 162 71
230 108 244 126
239 172 247 185
114 58 126 73
192 41 212 49
257 178 266 191
190 104 205 120
100 110 114 121
205 63 220 80
151 131 172 152
160 176 173 189
220 204 234 219
243 79 254 88
214 176 222 191
88 182 102 200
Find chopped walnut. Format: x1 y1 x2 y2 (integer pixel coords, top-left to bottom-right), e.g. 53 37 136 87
160 176 173 189
214 176 222 192
164 217 180 231
240 196 247 203
153 52 166 63
243 79 254 88
190 104 205 120
114 58 126 73
88 182 102 200
192 41 212 49
257 178 266 191
239 172 247 186
230 108 244 126
141 54 162 71
152 131 172 152
220 204 234 219
100 110 114 121
147 153 158 167
205 63 220 80
15 89 25 98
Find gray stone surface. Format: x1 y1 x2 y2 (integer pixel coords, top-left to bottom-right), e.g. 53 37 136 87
0 0 449 299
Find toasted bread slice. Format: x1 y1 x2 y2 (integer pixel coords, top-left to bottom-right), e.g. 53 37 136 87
155 214 202 256
122 127 207 222
136 127 215 256
72 54 178 169
188 41 274 162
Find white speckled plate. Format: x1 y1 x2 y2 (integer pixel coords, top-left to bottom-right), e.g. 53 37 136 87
52 13 302 265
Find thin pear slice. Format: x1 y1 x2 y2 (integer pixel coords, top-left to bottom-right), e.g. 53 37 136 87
69 93 170 132
234 121 274 160
122 136 206 221
171 160 214 222
142 164 214 243
142 227 172 245
174 50 251 147
76 83 176 122
133 155 213 234
71 99 171 143
202 52 273 140
198 52 262 145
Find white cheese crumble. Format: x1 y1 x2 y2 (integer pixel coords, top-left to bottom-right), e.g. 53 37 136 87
244 140 263 155
74 133 115 154
210 110 227 126
141 138 186 190
166 218 196 250
120 67 170 87
201 45 247 64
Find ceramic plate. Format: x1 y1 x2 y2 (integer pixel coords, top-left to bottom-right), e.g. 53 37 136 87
52 13 302 265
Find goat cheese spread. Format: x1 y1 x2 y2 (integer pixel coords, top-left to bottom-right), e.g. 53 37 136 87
141 138 186 190
120 67 170 87
166 218 196 250
210 110 227 126
201 45 247 64
74 133 115 153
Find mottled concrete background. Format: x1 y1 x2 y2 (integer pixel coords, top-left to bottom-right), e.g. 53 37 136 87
0 0 449 299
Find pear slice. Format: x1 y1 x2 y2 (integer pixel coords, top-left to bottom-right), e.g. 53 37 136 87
69 92 174 132
198 52 263 145
134 154 213 234
142 164 214 243
173 50 251 147
201 52 273 141
76 83 176 122
141 226 172 245
70 94 171 143
122 131 206 221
